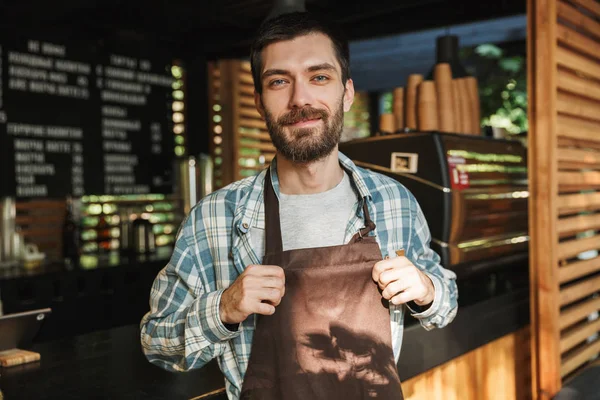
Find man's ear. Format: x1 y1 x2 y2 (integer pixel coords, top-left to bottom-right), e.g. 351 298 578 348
343 79 355 113
254 91 266 119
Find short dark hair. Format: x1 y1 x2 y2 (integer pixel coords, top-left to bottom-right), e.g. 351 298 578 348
250 12 350 95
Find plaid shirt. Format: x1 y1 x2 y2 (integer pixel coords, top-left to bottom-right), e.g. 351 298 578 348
140 152 458 399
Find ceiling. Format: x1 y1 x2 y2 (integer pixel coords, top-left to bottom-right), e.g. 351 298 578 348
0 0 526 59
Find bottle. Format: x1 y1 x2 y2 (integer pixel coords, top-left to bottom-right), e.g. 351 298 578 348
62 196 80 266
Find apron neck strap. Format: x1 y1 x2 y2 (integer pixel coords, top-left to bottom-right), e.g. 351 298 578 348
265 168 284 253
264 166 376 253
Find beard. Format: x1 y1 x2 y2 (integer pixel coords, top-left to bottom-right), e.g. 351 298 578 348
263 98 344 164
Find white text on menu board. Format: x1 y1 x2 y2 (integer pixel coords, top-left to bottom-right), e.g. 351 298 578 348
6 40 88 197
98 54 171 194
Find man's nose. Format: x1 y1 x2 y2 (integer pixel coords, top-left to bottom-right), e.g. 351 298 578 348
289 80 314 108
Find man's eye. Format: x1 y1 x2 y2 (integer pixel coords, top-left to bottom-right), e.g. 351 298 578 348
270 79 286 86
313 75 329 82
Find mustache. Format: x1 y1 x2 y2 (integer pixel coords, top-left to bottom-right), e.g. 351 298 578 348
278 107 329 126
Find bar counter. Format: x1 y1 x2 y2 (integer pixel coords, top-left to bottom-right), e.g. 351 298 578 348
0 325 226 400
0 257 528 399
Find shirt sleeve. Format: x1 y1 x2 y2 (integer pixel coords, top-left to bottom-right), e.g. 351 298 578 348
140 214 240 372
406 200 458 331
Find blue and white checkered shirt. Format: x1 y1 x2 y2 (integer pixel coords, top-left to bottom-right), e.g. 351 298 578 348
140 152 458 399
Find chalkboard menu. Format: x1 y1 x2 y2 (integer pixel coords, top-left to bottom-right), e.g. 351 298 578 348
0 38 176 198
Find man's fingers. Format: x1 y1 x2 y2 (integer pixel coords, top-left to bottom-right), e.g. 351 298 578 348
372 259 395 282
372 257 412 281
381 280 410 300
255 302 276 316
246 264 285 279
378 268 405 289
260 276 286 290
258 288 284 306
390 288 417 305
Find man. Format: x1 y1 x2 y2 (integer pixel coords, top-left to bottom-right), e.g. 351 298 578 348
141 12 458 400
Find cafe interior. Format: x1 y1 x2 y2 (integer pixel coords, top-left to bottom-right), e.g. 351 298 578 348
0 0 599 398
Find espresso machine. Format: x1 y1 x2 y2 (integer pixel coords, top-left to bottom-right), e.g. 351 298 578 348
340 132 528 278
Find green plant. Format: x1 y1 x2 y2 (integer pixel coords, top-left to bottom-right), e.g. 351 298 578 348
462 43 528 134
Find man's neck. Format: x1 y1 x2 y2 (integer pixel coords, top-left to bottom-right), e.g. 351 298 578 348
276 149 344 195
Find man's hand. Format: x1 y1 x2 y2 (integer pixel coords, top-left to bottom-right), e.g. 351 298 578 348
219 265 285 325
372 256 435 306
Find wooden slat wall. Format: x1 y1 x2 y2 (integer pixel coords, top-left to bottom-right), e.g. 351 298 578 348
403 328 531 400
208 60 274 188
530 0 600 397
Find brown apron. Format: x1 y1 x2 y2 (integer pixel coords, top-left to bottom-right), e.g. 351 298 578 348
240 170 403 400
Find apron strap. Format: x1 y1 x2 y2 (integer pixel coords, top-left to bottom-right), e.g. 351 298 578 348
264 166 376 254
265 169 283 253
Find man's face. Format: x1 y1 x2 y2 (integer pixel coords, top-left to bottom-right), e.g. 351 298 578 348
255 33 354 163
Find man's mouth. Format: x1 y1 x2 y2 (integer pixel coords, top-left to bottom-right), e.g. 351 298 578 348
288 118 322 127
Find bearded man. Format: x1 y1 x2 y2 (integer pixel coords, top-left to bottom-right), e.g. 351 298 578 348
141 12 457 400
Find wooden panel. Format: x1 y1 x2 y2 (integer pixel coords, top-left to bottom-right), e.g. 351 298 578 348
229 61 243 182
239 106 262 120
559 275 600 306
402 328 531 400
558 1 600 41
561 339 600 377
528 0 561 396
211 61 236 187
558 170 600 191
241 141 276 152
241 164 268 171
239 117 268 130
240 62 252 73
557 69 600 103
556 24 600 62
239 131 271 141
557 147 600 170
560 318 600 353
559 192 600 215
558 234 600 260
15 200 64 210
239 73 254 86
262 153 276 162
569 0 600 18
558 214 600 237
557 112 600 146
560 297 600 330
556 46 600 79
559 255 600 283
14 199 65 262
15 214 63 225
557 91 600 122
239 84 254 96
239 95 255 107
558 136 600 151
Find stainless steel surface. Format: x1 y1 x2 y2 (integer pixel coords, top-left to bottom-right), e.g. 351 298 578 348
0 197 16 266
177 154 214 216
177 157 192 215
119 208 133 253
198 153 214 199
132 218 155 254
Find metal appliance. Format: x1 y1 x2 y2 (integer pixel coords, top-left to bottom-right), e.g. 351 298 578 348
340 132 528 278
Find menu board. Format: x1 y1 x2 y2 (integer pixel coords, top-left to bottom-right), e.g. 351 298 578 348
0 38 175 198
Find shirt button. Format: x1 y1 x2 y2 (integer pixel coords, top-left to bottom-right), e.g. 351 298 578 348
242 222 249 229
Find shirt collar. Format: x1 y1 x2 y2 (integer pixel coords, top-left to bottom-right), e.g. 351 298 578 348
236 151 373 231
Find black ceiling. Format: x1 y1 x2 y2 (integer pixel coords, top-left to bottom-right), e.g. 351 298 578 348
0 0 526 59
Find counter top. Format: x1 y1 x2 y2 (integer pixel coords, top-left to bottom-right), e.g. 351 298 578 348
0 247 173 281
0 272 528 399
0 325 226 400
